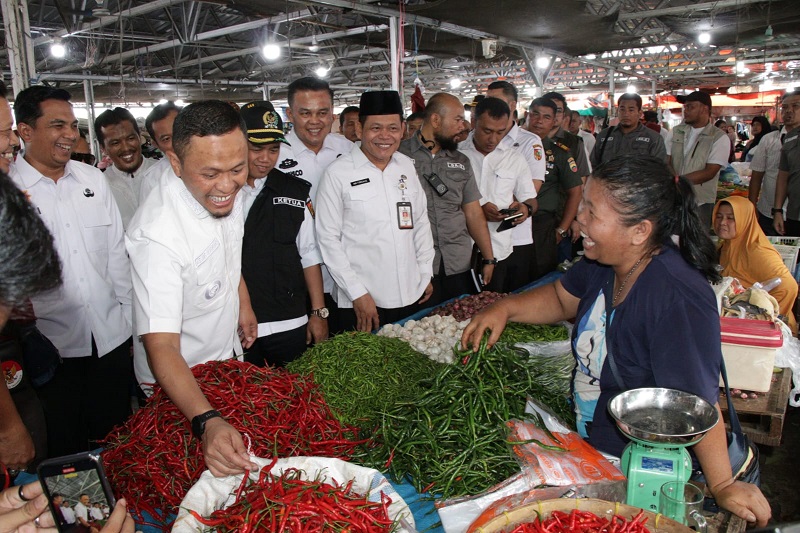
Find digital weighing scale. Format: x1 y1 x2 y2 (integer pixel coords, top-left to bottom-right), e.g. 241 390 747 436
608 388 719 512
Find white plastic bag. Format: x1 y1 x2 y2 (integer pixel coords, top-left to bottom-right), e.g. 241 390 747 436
172 456 415 532
775 320 800 406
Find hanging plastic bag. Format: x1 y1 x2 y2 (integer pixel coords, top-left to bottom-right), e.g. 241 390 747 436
775 319 800 407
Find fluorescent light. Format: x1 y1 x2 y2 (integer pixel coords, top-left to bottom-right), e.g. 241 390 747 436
50 42 66 58
536 56 550 69
585 54 596 60
698 32 711 44
449 78 462 89
263 43 281 60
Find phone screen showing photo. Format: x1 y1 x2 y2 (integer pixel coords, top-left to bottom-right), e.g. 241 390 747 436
38 453 115 533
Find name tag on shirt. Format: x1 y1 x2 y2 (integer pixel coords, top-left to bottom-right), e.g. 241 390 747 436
273 197 306 209
397 202 413 229
350 178 370 187
635 137 651 143
447 162 466 170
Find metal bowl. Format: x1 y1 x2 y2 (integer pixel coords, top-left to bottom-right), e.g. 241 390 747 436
608 388 719 445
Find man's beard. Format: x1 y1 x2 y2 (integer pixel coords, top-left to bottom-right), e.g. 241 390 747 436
434 131 459 152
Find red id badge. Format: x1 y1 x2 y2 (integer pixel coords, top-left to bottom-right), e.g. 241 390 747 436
397 201 413 229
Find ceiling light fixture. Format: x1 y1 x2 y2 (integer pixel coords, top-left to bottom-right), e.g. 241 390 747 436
175 99 185 106
309 35 319 53
585 53 596 60
449 78 462 89
698 32 711 44
536 56 550 69
50 40 66 58
315 64 329 77
626 84 638 93
731 116 737 121
263 43 281 60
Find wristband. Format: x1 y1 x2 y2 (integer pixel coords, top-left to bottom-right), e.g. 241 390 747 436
772 208 784 216
556 227 569 238
524 203 534 217
481 258 498 265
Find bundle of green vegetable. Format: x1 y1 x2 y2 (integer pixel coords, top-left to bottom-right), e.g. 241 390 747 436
366 337 571 499
286 332 439 429
499 322 569 345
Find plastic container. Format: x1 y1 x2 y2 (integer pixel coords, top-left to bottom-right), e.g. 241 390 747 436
719 317 783 392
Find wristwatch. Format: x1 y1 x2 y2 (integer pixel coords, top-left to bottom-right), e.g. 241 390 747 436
524 203 534 217
772 208 784 216
481 257 499 265
191 409 222 439
311 307 330 319
556 227 569 238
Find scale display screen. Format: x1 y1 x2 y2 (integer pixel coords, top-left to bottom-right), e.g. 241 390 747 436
641 456 674 473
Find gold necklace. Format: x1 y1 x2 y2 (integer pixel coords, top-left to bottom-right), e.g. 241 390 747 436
613 255 648 306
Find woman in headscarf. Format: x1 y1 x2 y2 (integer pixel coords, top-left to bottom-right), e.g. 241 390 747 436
714 195 798 332
740 116 772 162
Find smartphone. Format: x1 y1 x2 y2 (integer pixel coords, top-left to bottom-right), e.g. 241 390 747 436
499 207 519 216
496 212 524 232
38 452 116 532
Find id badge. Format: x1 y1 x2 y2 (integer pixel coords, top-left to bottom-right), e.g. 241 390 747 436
397 201 413 229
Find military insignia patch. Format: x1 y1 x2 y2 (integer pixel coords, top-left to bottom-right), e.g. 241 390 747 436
279 158 298 169
568 158 578 172
533 145 543 160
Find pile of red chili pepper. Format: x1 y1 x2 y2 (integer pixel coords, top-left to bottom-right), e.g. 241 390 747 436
187 461 396 532
101 360 368 530
509 509 651 533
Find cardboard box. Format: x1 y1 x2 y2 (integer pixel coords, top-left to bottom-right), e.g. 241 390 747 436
719 317 783 392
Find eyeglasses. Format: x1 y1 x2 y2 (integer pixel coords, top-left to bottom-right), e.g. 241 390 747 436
71 152 97 166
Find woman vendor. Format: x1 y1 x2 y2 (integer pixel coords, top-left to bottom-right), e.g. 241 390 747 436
462 156 771 526
714 195 798 332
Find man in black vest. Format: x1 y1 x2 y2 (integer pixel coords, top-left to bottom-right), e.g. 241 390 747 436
239 101 328 367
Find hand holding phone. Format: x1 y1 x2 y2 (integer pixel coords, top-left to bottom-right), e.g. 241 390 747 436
38 452 117 533
496 212 524 232
498 207 519 216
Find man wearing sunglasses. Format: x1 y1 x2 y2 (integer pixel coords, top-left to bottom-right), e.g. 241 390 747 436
71 131 97 166
399 92 495 305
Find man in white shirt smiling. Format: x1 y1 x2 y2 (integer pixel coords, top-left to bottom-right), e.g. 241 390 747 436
10 85 133 457
126 100 258 477
316 90 435 332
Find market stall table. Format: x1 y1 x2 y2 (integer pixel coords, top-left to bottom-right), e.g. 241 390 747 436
718 368 793 446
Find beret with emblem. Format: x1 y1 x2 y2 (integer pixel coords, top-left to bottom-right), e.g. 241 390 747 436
359 90 404 118
241 101 290 145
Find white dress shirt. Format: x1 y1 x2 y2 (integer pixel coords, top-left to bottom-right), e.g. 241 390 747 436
61 506 76 524
10 157 132 358
74 503 89 524
103 156 157 229
137 157 172 206
241 175 322 338
750 127 788 218
578 129 596 163
460 140 537 262
278 130 353 203
126 170 244 387
90 507 104 520
278 130 353 294
497 123 545 247
316 145 435 309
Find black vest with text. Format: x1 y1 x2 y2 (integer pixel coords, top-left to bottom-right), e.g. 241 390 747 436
242 169 312 323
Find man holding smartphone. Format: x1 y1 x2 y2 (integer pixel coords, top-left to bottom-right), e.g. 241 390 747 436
459 97 537 292
126 101 258 477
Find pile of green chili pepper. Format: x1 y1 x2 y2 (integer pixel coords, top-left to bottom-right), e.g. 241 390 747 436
102 360 366 530
187 461 397 533
499 322 570 345
364 336 570 499
287 332 439 429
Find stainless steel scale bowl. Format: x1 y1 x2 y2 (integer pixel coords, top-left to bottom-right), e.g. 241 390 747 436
607 388 719 512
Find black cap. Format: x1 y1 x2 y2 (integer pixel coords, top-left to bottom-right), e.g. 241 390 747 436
676 91 712 109
359 91 404 118
240 101 289 145
465 94 485 108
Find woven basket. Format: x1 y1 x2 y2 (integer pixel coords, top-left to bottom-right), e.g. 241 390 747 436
470 498 693 533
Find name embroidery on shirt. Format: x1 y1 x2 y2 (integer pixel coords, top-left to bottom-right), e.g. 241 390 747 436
350 178 370 187
286 169 303 177
273 197 306 209
279 158 299 169
194 238 220 268
447 162 466 170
